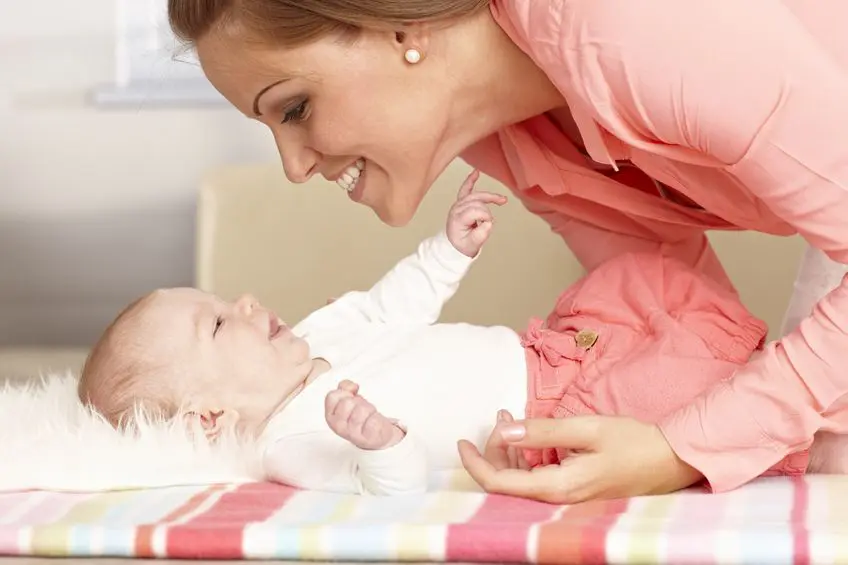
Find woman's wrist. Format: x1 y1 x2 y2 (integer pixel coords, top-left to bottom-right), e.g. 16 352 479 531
652 424 703 491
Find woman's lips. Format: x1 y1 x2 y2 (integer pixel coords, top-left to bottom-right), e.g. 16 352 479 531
347 161 367 202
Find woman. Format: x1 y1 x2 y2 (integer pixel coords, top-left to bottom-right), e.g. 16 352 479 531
167 0 848 503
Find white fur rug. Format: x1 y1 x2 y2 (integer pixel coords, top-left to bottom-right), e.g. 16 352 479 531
0 373 265 492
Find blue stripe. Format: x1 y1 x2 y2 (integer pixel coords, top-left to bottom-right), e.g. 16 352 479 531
353 493 431 524
325 525 394 560
272 526 302 559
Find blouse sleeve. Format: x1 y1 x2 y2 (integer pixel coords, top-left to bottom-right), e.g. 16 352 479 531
573 0 848 491
460 136 736 292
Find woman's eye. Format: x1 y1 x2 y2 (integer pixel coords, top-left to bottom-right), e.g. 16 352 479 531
281 99 309 124
213 316 224 337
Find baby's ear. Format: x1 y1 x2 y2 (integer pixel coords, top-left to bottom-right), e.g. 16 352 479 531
182 408 239 440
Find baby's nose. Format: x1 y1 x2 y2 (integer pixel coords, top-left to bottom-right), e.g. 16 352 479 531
235 293 259 314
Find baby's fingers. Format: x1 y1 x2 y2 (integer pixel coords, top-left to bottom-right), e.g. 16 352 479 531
361 411 391 440
324 389 346 414
349 398 376 428
338 380 359 395
325 389 356 421
457 191 507 207
457 204 494 227
456 169 480 200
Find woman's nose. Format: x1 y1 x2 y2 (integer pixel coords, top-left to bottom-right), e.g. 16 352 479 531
274 130 319 184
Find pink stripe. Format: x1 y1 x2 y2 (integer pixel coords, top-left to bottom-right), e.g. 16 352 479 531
10 493 93 526
0 530 21 554
791 476 810 565
536 498 629 564
0 492 92 554
165 483 296 559
445 494 558 562
0 492 41 516
576 498 629 564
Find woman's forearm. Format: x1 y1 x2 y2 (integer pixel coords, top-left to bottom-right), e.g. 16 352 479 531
659 274 848 491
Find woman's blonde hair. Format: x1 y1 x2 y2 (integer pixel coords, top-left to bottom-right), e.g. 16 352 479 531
168 0 490 47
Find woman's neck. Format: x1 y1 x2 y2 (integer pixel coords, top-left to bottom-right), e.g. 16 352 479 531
440 7 569 154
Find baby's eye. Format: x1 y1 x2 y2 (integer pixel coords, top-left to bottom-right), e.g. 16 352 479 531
213 316 224 337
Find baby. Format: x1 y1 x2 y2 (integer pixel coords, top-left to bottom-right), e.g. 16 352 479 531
79 172 830 495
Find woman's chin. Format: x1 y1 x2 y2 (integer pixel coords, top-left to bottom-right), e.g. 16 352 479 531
371 203 414 228
359 168 434 227
374 190 427 227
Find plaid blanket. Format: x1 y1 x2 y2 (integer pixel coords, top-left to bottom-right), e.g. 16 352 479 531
0 473 845 564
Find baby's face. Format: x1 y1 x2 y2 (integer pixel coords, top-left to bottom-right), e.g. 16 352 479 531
129 288 313 434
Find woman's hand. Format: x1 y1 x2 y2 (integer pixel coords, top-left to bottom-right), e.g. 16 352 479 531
457 412 703 504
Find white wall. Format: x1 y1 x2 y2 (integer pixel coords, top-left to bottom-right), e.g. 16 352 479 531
0 0 280 345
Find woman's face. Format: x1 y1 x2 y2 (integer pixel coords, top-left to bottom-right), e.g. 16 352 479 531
197 27 465 226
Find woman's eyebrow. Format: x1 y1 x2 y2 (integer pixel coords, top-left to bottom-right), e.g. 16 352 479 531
253 79 288 116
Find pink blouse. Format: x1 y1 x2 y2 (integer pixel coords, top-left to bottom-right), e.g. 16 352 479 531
461 0 848 492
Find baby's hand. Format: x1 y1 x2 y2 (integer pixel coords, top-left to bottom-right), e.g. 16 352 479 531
325 380 404 450
446 170 507 258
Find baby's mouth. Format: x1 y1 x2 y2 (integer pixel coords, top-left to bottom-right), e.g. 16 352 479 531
268 313 287 341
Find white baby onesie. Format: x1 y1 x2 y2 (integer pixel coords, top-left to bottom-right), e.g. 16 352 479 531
261 230 528 495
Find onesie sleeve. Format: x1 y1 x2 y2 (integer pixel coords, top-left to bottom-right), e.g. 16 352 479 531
569 0 848 490
263 429 429 496
295 230 476 336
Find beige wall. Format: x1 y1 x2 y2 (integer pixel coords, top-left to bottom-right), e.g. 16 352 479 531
710 231 806 339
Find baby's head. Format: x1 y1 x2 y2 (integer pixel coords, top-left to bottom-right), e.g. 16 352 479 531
78 288 314 437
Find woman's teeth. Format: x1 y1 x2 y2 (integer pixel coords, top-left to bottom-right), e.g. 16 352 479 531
337 159 365 192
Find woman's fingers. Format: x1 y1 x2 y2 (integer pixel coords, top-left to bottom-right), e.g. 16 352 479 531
497 417 603 451
458 416 610 504
480 411 516 471
497 410 527 470
461 416 703 505
511 445 531 470
458 440 590 504
458 440 523 492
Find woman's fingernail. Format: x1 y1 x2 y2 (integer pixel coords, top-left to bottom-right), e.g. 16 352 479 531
500 424 525 442
497 409 507 422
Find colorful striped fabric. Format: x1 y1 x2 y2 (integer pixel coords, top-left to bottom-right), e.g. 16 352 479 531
0 473 846 563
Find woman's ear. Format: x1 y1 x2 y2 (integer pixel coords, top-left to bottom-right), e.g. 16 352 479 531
182 408 240 440
394 23 431 63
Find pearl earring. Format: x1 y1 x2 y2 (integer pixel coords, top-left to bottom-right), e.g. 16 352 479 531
404 48 422 64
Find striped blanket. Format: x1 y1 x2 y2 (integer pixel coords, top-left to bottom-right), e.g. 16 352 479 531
0 473 845 564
